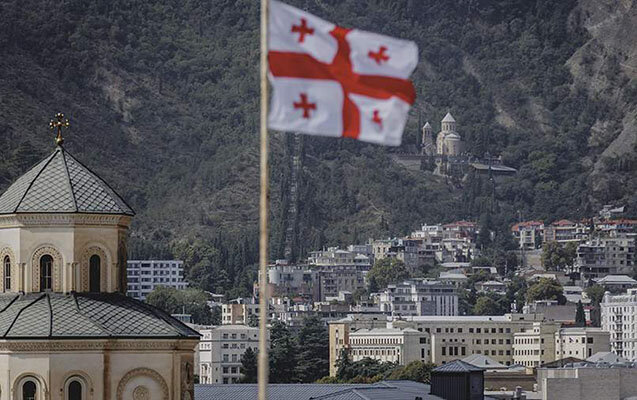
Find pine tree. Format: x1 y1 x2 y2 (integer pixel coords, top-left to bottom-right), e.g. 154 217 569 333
575 300 586 327
240 347 258 383
269 321 297 383
295 315 330 382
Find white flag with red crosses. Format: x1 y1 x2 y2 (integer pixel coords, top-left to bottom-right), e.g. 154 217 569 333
268 0 418 146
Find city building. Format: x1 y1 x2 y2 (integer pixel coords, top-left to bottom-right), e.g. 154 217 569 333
513 322 560 368
222 297 261 325
602 289 637 360
576 234 635 280
595 274 637 292
511 221 544 250
126 259 187 300
328 314 389 376
543 220 589 245
348 328 429 364
198 325 267 384
309 247 371 302
257 261 315 300
0 132 198 399
378 279 458 316
554 327 610 360
329 313 546 374
536 362 637 400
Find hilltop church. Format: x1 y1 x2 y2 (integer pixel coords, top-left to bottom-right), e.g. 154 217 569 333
421 112 464 157
0 114 199 400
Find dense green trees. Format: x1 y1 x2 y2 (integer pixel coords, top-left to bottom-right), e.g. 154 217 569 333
145 286 213 325
367 258 409 290
238 316 331 383
333 351 435 384
542 242 578 271
526 278 566 305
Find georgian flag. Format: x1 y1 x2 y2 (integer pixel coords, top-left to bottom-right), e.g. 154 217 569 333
268 0 418 146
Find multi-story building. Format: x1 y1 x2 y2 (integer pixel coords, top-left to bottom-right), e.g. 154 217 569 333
602 289 637 360
257 261 316 300
329 313 546 374
349 328 429 364
576 234 635 280
222 297 261 325
379 279 458 316
126 260 187 300
513 322 560 368
198 325 267 384
554 327 610 360
543 220 589 245
511 221 544 250
309 247 372 301
329 314 389 376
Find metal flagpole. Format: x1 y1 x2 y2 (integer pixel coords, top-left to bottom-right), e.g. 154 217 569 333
258 0 270 399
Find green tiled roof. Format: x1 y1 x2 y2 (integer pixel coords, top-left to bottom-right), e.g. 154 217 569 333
0 146 134 216
0 292 199 339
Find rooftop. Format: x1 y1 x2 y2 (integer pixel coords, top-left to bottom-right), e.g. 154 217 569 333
195 381 444 400
441 112 456 123
0 292 199 339
0 146 134 216
434 360 484 373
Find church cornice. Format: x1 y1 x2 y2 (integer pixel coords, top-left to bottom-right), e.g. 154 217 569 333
0 338 198 352
0 213 131 228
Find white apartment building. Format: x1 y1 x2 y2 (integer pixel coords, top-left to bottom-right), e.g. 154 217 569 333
349 328 429 365
513 322 560 368
554 327 610 360
602 289 637 360
126 260 187 300
379 279 458 316
198 325 267 384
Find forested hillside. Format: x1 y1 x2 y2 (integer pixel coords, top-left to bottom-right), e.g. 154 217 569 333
0 0 635 296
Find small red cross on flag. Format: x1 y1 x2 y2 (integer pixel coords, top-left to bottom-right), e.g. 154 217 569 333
268 0 418 146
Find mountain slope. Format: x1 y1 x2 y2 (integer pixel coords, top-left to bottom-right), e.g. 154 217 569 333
0 0 634 295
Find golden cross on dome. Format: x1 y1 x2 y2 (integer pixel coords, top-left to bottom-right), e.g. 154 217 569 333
49 112 69 146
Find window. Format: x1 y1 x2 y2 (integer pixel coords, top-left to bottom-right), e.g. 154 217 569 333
67 380 83 400
22 380 37 400
4 255 10 291
89 255 101 292
40 255 53 291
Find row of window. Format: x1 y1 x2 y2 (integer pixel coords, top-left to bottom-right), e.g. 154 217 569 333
419 326 514 334
16 376 86 400
2 255 101 292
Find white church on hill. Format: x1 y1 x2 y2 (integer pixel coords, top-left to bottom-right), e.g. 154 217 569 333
0 114 199 400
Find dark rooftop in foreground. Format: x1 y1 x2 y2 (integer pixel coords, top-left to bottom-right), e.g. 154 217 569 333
0 292 199 339
195 381 443 400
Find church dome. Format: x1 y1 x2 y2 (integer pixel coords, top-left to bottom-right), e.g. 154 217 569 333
0 292 199 339
0 147 134 216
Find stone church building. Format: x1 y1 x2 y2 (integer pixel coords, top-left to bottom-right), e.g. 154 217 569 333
421 112 464 157
0 129 199 399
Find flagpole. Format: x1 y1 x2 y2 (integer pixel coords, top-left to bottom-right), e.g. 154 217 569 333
258 0 270 399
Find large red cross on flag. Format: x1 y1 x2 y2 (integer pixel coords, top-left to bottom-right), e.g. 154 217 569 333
268 0 418 146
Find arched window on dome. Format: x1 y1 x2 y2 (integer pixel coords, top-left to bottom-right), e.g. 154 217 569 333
22 380 37 400
66 379 84 400
40 255 53 291
89 255 101 293
3 255 10 291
